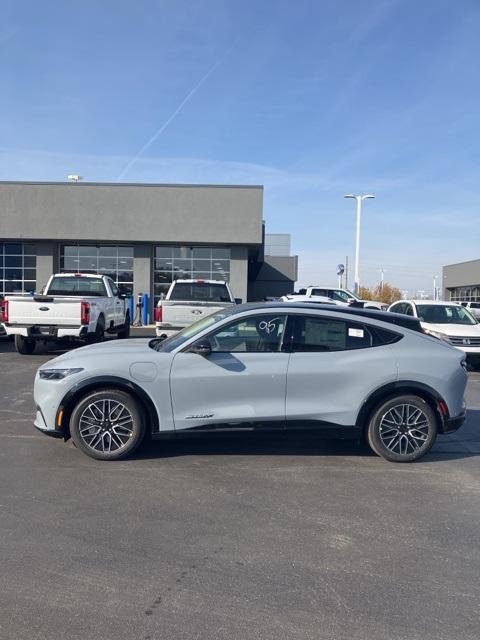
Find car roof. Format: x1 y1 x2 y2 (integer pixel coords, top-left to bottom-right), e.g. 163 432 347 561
231 302 423 332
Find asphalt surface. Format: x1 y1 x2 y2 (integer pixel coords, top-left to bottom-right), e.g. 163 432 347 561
1 334 479 640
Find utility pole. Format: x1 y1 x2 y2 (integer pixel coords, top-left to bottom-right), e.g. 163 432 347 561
344 194 375 295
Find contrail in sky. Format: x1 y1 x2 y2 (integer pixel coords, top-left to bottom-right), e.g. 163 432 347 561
116 43 236 181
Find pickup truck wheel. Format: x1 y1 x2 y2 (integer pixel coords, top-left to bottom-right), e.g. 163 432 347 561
117 313 130 339
69 389 145 460
367 395 437 462
88 317 105 344
15 335 36 355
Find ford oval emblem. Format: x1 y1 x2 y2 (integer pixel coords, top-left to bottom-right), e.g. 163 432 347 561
39 306 50 311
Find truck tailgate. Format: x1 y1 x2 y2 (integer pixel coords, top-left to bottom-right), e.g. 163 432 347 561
161 302 230 326
6 296 81 326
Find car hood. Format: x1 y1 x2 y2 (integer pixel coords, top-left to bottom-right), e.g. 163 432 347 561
421 322 480 336
42 338 156 368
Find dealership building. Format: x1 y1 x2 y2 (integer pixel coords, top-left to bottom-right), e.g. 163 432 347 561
443 259 480 302
0 181 297 319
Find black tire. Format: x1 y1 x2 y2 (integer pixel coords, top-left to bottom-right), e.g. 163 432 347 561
88 317 105 343
14 335 36 355
367 394 437 462
117 313 130 339
69 388 145 461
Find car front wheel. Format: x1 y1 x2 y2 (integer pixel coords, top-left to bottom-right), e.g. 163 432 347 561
367 395 437 462
69 389 145 460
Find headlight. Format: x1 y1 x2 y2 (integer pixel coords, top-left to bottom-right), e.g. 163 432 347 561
39 368 84 380
425 329 451 343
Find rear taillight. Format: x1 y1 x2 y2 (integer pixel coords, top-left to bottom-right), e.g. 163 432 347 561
438 400 449 417
154 305 162 322
81 301 90 325
1 300 8 322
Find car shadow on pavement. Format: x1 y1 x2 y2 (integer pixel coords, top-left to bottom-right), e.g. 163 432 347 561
131 425 480 463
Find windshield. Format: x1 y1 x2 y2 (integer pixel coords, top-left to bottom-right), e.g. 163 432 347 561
150 310 231 352
47 276 107 297
416 304 478 325
169 282 231 302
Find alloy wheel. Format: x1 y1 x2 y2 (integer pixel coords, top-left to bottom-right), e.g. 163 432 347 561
379 403 430 455
78 399 134 453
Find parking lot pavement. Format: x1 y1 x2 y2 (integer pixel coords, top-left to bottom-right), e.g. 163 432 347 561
0 339 479 640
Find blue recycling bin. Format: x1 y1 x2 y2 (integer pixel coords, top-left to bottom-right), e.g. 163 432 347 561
142 293 149 325
127 296 134 322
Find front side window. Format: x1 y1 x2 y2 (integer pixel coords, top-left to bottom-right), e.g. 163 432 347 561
390 303 405 314
108 279 120 297
207 314 287 353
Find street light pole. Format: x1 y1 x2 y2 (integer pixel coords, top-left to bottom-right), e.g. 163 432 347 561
344 194 375 295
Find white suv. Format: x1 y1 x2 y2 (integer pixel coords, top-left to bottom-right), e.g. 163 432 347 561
388 299 480 366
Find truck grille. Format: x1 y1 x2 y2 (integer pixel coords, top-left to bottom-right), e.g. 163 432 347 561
449 336 480 346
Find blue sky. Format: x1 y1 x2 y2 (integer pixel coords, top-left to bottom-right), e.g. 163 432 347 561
1 0 479 293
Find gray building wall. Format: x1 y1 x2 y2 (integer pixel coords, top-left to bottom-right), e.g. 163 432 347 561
35 242 55 292
264 234 291 257
248 255 298 301
133 245 152 314
230 246 249 303
443 259 480 300
0 182 263 245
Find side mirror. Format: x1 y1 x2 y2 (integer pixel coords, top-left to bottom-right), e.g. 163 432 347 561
188 340 212 357
234 298 242 305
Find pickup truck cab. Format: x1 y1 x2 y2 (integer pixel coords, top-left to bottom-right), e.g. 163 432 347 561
155 279 237 337
297 286 387 311
2 273 130 354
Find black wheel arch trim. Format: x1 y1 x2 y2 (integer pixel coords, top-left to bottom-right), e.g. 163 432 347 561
57 375 160 439
356 380 448 433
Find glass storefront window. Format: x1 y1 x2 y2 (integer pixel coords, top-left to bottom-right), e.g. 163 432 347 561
153 246 230 304
0 243 37 296
60 245 134 295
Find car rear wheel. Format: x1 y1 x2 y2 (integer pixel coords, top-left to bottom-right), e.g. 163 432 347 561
367 395 437 462
15 335 36 355
69 389 145 460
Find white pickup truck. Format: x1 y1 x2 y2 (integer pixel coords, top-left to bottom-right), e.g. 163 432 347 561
155 279 238 337
1 273 130 354
293 286 387 310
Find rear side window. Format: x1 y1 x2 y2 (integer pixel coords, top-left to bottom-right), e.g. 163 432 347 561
169 282 231 302
285 315 402 352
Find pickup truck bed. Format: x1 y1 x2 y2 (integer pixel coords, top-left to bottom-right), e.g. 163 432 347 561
2 273 130 354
